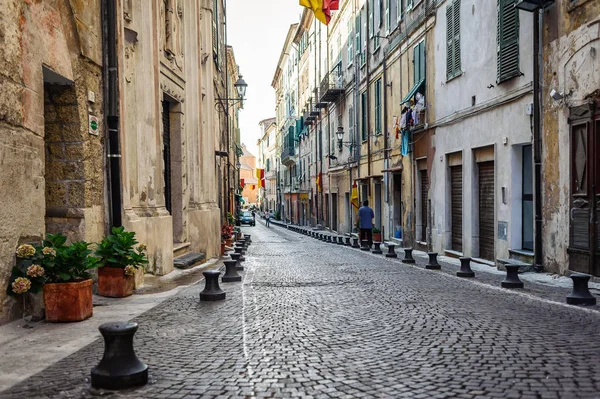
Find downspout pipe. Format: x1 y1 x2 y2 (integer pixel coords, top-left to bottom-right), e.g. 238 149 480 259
104 0 122 228
533 9 543 272
366 0 371 178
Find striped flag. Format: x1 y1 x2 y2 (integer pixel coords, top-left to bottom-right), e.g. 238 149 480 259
300 0 339 25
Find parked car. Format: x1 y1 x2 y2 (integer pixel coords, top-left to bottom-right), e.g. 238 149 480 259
239 211 255 226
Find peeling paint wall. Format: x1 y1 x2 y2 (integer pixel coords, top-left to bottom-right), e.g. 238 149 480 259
542 0 600 275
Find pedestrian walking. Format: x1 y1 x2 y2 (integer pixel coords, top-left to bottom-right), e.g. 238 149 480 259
357 200 374 246
265 210 271 227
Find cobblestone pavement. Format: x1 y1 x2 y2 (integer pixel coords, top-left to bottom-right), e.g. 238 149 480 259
2 223 600 399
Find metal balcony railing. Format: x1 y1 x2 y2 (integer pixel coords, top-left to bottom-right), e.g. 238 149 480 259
319 68 345 103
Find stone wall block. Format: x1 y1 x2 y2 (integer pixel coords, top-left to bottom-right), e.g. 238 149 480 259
67 182 85 207
45 181 68 207
64 143 84 160
62 161 85 180
0 79 24 126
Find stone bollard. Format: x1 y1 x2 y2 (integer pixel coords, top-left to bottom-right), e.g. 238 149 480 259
91 322 148 390
352 237 360 248
244 234 251 244
344 237 351 246
425 252 441 270
385 243 397 258
222 260 242 283
457 257 475 278
200 270 226 301
501 264 524 289
371 242 383 254
402 248 416 264
360 240 370 251
230 253 244 271
567 273 597 306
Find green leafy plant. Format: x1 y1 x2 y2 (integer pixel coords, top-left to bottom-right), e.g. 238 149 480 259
274 211 281 221
227 212 236 225
372 227 381 234
95 227 148 271
6 233 100 296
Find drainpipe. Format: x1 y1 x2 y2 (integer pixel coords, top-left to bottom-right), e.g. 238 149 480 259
224 0 230 221
104 0 122 228
366 0 371 178
533 9 543 272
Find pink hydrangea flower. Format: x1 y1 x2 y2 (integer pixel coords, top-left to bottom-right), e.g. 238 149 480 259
26 264 45 278
124 265 136 276
16 244 36 258
12 277 31 294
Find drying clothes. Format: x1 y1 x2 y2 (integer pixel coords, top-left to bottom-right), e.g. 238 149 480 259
401 129 411 156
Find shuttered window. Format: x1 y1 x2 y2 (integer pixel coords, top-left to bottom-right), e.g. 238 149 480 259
212 0 219 67
446 0 461 80
497 0 520 83
361 91 367 141
348 19 354 66
385 0 390 33
375 79 382 135
397 0 403 21
369 0 374 38
413 40 425 83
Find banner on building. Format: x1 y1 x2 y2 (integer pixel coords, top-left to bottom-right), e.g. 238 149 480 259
351 181 359 210
316 173 322 192
240 179 245 189
256 168 265 180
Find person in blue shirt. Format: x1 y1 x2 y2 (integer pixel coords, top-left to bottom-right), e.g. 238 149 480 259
357 200 375 246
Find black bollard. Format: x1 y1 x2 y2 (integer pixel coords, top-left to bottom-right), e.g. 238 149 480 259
222 260 242 282
344 237 351 246
457 257 475 278
336 236 343 245
326 235 332 243
372 242 383 254
501 264 524 289
402 248 416 264
244 234 251 244
200 270 226 300
352 237 360 248
385 243 397 258
360 240 370 251
91 322 148 390
425 252 441 270
567 273 597 306
230 253 244 271
234 245 246 261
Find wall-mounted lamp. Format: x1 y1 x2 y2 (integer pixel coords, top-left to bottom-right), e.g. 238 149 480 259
215 75 248 110
335 126 354 152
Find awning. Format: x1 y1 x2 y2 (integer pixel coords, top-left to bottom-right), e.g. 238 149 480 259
400 78 425 105
381 166 403 173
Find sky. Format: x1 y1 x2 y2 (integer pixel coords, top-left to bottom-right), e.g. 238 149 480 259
226 0 303 157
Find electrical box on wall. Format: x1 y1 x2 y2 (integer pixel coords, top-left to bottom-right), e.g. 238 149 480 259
525 103 534 115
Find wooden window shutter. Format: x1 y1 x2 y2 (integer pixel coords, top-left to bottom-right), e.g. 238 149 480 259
446 5 454 79
414 45 420 83
212 0 219 64
453 0 461 76
497 0 520 83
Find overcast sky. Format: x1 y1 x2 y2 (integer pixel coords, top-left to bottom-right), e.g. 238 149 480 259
227 0 302 157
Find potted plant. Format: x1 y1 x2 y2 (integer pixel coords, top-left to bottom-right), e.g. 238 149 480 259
7 234 99 322
94 227 148 298
222 224 234 250
372 227 382 242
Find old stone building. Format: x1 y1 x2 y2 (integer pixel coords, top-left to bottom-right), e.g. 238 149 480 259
0 0 106 323
0 0 240 324
542 0 600 276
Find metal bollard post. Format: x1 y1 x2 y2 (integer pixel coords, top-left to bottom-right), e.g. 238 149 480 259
385 244 397 258
200 270 226 300
352 237 360 248
371 242 383 254
230 253 244 271
501 264 524 289
425 252 441 270
360 240 370 251
344 237 351 246
222 260 242 282
457 257 475 278
244 234 251 244
566 273 597 306
402 248 415 264
337 236 344 245
91 322 148 390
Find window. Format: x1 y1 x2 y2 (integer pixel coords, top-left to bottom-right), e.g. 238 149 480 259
266 158 271 172
348 19 354 67
385 0 391 33
361 91 368 141
407 0 413 9
397 0 403 21
446 0 461 80
348 105 354 148
369 0 374 38
522 145 533 250
212 0 219 68
497 0 520 83
360 7 366 66
375 79 382 135
413 40 426 83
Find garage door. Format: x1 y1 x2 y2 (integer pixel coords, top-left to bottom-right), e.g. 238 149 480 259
478 161 495 260
451 165 463 252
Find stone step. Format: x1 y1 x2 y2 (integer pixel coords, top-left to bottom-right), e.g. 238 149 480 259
497 258 534 273
173 252 206 269
173 242 191 258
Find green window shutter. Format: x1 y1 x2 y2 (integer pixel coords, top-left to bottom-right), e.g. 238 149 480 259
356 13 361 60
420 41 426 82
375 79 382 134
497 0 520 83
446 5 454 79
414 42 425 83
453 0 461 76
397 0 403 20
361 92 367 141
407 0 413 8
385 0 390 32
369 0 374 38
348 19 353 65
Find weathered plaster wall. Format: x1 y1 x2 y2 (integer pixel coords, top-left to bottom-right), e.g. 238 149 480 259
542 1 600 275
0 0 104 324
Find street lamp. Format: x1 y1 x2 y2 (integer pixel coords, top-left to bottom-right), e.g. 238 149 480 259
234 75 247 99
335 126 354 152
215 75 248 110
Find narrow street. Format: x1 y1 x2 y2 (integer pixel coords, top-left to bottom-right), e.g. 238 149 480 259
2 223 600 399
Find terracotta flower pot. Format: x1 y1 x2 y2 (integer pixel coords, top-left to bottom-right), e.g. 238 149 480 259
373 233 382 242
43 279 93 322
98 266 135 298
225 238 233 247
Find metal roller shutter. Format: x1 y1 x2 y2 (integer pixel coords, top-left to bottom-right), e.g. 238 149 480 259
162 101 172 215
451 165 463 252
478 161 495 260
421 171 429 242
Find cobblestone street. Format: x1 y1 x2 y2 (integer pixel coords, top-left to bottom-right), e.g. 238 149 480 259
2 222 600 399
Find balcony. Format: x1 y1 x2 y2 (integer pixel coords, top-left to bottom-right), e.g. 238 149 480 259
281 145 296 166
319 69 345 103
